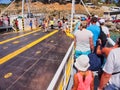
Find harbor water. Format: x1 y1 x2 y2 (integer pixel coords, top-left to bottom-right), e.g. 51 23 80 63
110 31 120 42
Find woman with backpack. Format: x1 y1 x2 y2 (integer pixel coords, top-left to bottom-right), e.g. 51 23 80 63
72 55 94 90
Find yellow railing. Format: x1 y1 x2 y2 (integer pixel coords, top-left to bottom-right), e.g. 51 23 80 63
47 42 74 90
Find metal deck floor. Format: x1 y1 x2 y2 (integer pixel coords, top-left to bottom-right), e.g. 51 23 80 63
0 30 73 90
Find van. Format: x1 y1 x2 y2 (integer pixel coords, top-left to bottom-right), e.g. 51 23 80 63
109 7 120 11
85 3 96 8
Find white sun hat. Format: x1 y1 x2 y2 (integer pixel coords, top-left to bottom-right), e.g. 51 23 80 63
94 15 98 18
99 19 105 23
74 55 90 71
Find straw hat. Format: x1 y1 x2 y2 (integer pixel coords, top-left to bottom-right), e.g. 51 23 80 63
74 55 90 71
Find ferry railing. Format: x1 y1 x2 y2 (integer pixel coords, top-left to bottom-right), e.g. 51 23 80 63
47 37 115 90
47 42 74 90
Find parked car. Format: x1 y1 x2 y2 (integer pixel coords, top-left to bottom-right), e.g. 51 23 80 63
85 3 96 8
27 13 34 18
112 19 120 23
109 7 120 11
73 14 87 20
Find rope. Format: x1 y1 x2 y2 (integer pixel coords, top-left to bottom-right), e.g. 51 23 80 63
80 0 91 16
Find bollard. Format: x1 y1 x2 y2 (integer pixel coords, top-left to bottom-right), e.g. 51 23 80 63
22 18 24 31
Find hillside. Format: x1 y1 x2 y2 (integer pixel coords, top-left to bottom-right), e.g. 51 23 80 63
0 2 104 16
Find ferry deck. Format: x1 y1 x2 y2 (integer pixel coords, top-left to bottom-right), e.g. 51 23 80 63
0 29 73 90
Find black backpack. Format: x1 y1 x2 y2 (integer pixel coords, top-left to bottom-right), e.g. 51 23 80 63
98 26 107 47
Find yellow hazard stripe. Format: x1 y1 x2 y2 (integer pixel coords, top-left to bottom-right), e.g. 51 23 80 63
0 29 40 44
0 30 58 64
22 18 24 30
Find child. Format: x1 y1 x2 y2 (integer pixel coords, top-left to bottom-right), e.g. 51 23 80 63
72 55 94 90
29 20 33 30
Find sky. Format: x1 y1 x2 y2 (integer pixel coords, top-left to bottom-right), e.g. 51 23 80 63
0 0 119 4
0 0 11 4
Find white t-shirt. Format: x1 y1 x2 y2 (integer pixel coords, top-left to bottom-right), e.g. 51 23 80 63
101 26 110 36
74 29 93 52
103 48 120 88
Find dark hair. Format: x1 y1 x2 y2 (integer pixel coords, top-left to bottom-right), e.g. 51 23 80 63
117 37 120 47
100 23 104 25
80 21 87 28
91 17 98 23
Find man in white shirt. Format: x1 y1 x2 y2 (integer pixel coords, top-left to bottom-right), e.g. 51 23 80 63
98 47 120 90
99 19 110 37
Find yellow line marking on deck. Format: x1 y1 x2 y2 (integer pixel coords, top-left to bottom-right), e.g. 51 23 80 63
50 40 54 43
4 72 13 79
0 30 58 64
12 41 20 44
3 46 8 49
0 30 40 44
33 33 39 36
35 51 41 55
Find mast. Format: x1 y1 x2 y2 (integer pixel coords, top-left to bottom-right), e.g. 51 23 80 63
22 0 25 31
22 0 25 18
27 0 31 17
70 0 75 32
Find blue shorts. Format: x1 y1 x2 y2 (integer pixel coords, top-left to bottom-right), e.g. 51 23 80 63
75 50 91 59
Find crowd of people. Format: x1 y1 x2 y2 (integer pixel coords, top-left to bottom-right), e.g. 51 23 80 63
0 15 10 27
1 13 120 89
71 14 120 90
39 16 69 33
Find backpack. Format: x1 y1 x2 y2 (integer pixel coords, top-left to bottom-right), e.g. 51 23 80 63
98 26 107 47
88 53 101 71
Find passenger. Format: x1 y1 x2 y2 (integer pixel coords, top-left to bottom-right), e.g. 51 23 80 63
94 15 100 26
15 19 19 31
99 19 110 38
29 20 33 30
34 18 38 28
62 19 69 32
58 20 62 30
74 18 81 33
87 17 100 51
86 15 91 26
98 47 120 90
39 18 43 27
7 16 10 26
49 19 54 29
72 55 94 90
74 21 94 59
96 37 120 80
88 15 100 27
96 37 120 58
4 15 9 27
43 19 48 32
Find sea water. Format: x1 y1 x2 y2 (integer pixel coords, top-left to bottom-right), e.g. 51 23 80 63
110 31 120 42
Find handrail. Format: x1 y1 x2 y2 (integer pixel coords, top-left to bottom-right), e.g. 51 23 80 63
47 37 115 90
47 41 74 90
